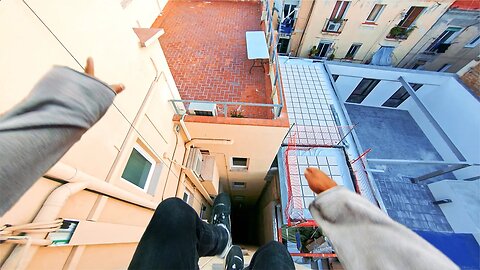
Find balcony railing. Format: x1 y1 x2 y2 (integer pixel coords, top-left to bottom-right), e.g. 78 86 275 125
386 26 415 40
322 18 347 34
169 100 283 119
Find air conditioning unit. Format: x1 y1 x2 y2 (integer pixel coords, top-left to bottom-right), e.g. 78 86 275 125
200 155 219 196
327 21 341 32
188 102 217 116
186 148 203 178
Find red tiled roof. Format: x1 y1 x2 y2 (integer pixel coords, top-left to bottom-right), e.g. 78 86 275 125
451 0 480 10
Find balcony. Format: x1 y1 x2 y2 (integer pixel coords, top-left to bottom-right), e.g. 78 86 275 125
386 26 415 40
153 1 286 120
322 18 347 34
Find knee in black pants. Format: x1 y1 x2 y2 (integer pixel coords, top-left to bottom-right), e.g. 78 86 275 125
248 241 295 270
152 197 195 227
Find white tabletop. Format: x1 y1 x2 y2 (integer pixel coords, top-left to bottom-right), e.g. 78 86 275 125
246 31 269 60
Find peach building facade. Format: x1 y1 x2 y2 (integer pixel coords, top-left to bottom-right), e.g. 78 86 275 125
275 0 455 65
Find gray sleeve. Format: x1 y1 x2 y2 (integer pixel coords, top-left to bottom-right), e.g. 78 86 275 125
308 186 459 270
0 66 115 216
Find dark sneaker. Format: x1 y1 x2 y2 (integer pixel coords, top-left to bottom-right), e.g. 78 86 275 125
211 193 231 232
211 193 232 258
224 245 244 270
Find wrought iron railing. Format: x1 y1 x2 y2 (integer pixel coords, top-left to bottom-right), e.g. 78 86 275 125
386 25 415 40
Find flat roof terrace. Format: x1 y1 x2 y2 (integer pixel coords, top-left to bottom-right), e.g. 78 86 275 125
153 1 274 119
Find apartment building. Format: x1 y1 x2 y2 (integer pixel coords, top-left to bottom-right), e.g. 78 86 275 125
274 57 480 268
399 0 480 73
0 0 289 269
275 0 455 65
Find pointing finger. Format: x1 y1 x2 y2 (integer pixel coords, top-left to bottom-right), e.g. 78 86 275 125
109 84 125 94
85 57 95 76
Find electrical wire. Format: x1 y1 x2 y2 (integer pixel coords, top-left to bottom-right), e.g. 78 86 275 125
22 0 180 181
22 0 83 69
22 1 210 211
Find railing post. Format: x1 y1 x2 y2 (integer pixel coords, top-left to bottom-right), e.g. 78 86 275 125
170 100 180 115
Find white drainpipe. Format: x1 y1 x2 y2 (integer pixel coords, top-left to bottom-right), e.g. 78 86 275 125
2 163 158 270
2 182 89 270
180 114 192 141
45 163 157 210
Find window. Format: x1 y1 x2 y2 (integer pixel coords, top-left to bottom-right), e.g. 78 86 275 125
366 4 385 22
278 38 290 54
412 61 426 70
183 190 191 204
398 6 425 28
411 83 423 91
200 149 210 155
200 204 207 219
465 35 480 48
121 145 156 191
330 1 351 20
232 181 246 190
283 4 297 20
438 64 452 72
231 157 249 170
382 83 422 108
316 41 333 57
346 78 380 103
345 43 362 59
426 27 462 53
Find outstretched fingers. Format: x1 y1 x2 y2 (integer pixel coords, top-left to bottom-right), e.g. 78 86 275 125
84 57 124 94
304 167 337 194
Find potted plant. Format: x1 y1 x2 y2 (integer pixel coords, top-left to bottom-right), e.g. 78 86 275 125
389 26 404 38
309 46 319 58
388 26 416 39
230 108 245 118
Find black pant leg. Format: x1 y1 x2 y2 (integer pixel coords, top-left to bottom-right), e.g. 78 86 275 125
247 241 295 270
129 198 228 270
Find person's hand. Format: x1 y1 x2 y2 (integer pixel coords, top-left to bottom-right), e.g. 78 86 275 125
304 167 337 194
85 57 125 94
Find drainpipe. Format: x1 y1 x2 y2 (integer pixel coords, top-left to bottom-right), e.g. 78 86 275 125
179 114 192 141
2 162 159 269
2 182 89 270
45 163 157 209
295 0 316 56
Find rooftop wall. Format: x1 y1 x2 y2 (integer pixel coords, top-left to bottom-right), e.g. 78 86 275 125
326 62 480 179
399 8 480 73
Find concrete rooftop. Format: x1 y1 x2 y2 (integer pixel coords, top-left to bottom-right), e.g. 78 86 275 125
153 1 273 118
346 104 453 232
